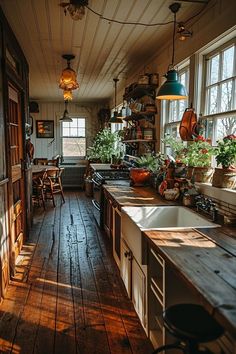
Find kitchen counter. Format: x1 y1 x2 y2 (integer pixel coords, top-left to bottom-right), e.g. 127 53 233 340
103 182 236 339
144 228 236 338
103 181 177 208
90 163 114 171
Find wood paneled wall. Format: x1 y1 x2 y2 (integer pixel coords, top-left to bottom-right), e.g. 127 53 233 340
30 101 102 159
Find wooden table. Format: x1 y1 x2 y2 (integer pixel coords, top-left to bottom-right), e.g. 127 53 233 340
31 165 60 174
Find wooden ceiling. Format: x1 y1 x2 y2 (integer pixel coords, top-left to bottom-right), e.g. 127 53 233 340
0 0 207 103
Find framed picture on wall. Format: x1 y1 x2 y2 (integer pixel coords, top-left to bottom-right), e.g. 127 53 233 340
36 120 54 138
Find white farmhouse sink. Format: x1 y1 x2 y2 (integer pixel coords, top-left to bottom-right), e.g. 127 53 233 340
121 206 220 231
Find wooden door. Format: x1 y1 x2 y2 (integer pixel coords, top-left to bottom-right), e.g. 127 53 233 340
8 84 25 272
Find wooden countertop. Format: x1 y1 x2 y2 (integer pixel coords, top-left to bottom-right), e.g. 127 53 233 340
103 182 236 337
144 229 236 337
103 182 177 208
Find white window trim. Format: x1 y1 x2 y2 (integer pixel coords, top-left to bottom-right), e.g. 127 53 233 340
57 114 87 163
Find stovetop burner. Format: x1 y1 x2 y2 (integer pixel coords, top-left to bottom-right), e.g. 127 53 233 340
94 169 130 181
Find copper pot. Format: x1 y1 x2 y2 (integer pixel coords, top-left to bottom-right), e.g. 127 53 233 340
130 168 151 185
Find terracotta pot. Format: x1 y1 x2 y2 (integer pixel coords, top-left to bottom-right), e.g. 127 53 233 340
130 168 151 186
192 167 214 183
212 167 236 188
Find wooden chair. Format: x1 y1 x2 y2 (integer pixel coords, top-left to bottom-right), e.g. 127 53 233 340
34 158 48 165
32 171 46 209
47 158 59 167
44 168 65 207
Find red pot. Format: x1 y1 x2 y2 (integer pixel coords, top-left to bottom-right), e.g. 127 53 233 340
130 168 151 185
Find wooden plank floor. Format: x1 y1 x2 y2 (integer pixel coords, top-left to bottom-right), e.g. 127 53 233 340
0 191 153 354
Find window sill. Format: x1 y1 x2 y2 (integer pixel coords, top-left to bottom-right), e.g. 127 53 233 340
195 182 236 206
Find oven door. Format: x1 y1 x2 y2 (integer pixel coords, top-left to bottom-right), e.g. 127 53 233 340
92 177 101 224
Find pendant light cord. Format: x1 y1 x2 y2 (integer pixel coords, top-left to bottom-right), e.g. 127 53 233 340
171 12 177 67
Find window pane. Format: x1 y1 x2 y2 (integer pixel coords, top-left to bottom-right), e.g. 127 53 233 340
208 86 218 114
220 81 233 112
205 119 213 141
63 127 70 136
209 55 219 85
169 101 178 122
62 137 86 157
222 46 234 80
215 116 236 140
70 119 78 128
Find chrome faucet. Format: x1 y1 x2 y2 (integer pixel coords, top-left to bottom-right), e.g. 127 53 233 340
195 195 218 222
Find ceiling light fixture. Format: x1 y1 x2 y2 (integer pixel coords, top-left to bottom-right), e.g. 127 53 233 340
109 78 123 124
156 3 188 100
60 100 73 122
177 22 192 41
60 0 88 21
63 90 73 101
59 54 79 91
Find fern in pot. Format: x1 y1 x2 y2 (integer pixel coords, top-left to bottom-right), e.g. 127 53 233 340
130 153 165 186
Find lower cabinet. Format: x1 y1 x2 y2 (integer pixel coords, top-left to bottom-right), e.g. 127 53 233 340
120 238 147 332
148 246 236 354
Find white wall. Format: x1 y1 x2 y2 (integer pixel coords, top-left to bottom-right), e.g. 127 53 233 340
30 101 102 159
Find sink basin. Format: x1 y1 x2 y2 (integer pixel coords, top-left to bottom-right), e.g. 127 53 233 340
121 206 220 231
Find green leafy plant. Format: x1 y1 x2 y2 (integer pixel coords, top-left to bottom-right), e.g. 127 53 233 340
162 135 187 163
87 128 123 163
136 153 165 173
215 135 236 169
183 136 214 167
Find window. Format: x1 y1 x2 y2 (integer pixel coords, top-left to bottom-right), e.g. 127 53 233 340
202 39 236 143
162 65 189 153
61 118 86 158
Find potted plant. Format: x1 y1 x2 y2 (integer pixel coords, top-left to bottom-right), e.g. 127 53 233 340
130 152 165 188
87 128 124 163
183 136 215 183
162 135 187 164
212 135 236 188
130 153 165 186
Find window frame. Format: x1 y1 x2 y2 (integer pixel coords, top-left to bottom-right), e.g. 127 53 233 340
200 37 236 145
60 116 87 162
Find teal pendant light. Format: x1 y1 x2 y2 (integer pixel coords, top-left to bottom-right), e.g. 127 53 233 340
156 3 188 101
109 78 123 124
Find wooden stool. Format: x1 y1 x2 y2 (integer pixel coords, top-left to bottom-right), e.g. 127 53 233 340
152 304 224 354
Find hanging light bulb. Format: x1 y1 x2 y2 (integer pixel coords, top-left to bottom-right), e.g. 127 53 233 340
156 3 188 100
63 90 73 101
59 54 79 91
59 100 73 122
109 78 123 124
177 22 192 41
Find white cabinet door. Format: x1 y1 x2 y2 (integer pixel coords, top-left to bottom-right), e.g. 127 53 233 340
120 239 132 298
132 258 147 330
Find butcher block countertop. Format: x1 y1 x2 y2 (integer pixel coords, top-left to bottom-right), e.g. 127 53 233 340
103 182 236 337
103 181 177 208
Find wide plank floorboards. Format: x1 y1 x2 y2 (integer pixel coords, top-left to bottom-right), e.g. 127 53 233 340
0 191 153 354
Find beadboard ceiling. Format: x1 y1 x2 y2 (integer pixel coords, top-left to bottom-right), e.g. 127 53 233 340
0 0 207 103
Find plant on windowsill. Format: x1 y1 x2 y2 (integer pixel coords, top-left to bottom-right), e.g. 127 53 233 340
212 135 236 189
162 135 187 164
182 136 215 183
87 128 124 163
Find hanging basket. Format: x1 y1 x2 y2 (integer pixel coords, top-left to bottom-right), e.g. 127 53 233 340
212 167 236 189
192 167 214 183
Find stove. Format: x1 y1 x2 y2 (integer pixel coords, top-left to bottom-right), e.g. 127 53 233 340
91 169 130 226
94 170 130 182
